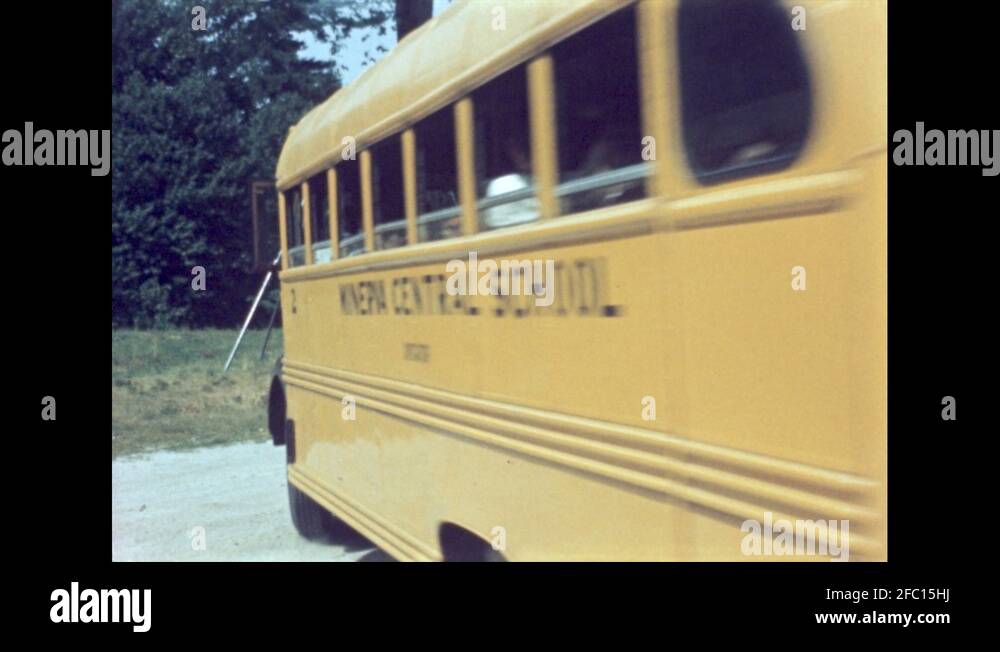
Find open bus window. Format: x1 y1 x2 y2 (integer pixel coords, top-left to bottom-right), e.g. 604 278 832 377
370 136 407 250
336 157 365 257
553 4 647 214
415 106 460 242
307 171 331 263
473 65 538 231
250 180 278 272
283 186 306 267
678 0 812 184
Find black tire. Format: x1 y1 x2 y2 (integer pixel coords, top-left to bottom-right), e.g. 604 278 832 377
439 524 508 561
481 548 507 562
288 482 330 540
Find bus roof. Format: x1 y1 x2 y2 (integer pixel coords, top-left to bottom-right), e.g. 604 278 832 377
275 0 628 189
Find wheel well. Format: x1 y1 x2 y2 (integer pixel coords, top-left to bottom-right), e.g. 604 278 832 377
438 523 506 562
268 377 286 445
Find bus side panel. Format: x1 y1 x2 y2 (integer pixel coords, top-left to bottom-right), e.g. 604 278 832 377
667 162 886 481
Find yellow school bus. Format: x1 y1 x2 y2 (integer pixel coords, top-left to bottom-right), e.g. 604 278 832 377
265 0 887 561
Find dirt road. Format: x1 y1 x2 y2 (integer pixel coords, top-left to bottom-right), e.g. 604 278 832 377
112 440 389 561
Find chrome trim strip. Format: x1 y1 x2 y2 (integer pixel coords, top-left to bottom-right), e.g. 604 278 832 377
281 360 883 557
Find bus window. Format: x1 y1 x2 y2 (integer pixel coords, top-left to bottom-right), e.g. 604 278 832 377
415 106 460 242
553 5 646 214
251 180 278 272
336 157 365 257
371 136 407 250
473 65 538 231
283 186 305 267
678 0 812 183
307 171 331 263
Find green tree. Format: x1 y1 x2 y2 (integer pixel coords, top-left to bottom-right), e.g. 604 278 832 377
112 0 392 328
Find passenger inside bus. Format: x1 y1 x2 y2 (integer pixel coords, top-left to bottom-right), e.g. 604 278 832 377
481 135 538 230
567 101 645 210
554 4 646 213
474 65 538 231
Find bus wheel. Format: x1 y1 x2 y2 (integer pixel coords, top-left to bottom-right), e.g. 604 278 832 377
288 482 330 540
439 523 507 562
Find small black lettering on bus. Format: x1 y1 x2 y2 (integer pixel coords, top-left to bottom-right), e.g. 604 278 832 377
404 343 430 362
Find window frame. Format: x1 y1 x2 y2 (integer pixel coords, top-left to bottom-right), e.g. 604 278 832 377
304 170 333 264
675 0 814 185
548 3 650 215
276 0 673 270
368 133 409 251
282 185 306 268
334 155 367 258
413 107 462 243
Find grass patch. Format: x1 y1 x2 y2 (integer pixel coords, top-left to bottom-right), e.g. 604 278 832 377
112 329 282 458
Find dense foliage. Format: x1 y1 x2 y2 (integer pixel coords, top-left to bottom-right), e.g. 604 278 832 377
112 0 391 327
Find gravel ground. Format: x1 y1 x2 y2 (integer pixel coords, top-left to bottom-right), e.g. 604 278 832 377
112 440 390 561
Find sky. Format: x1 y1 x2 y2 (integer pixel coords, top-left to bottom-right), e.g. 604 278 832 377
299 0 454 85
